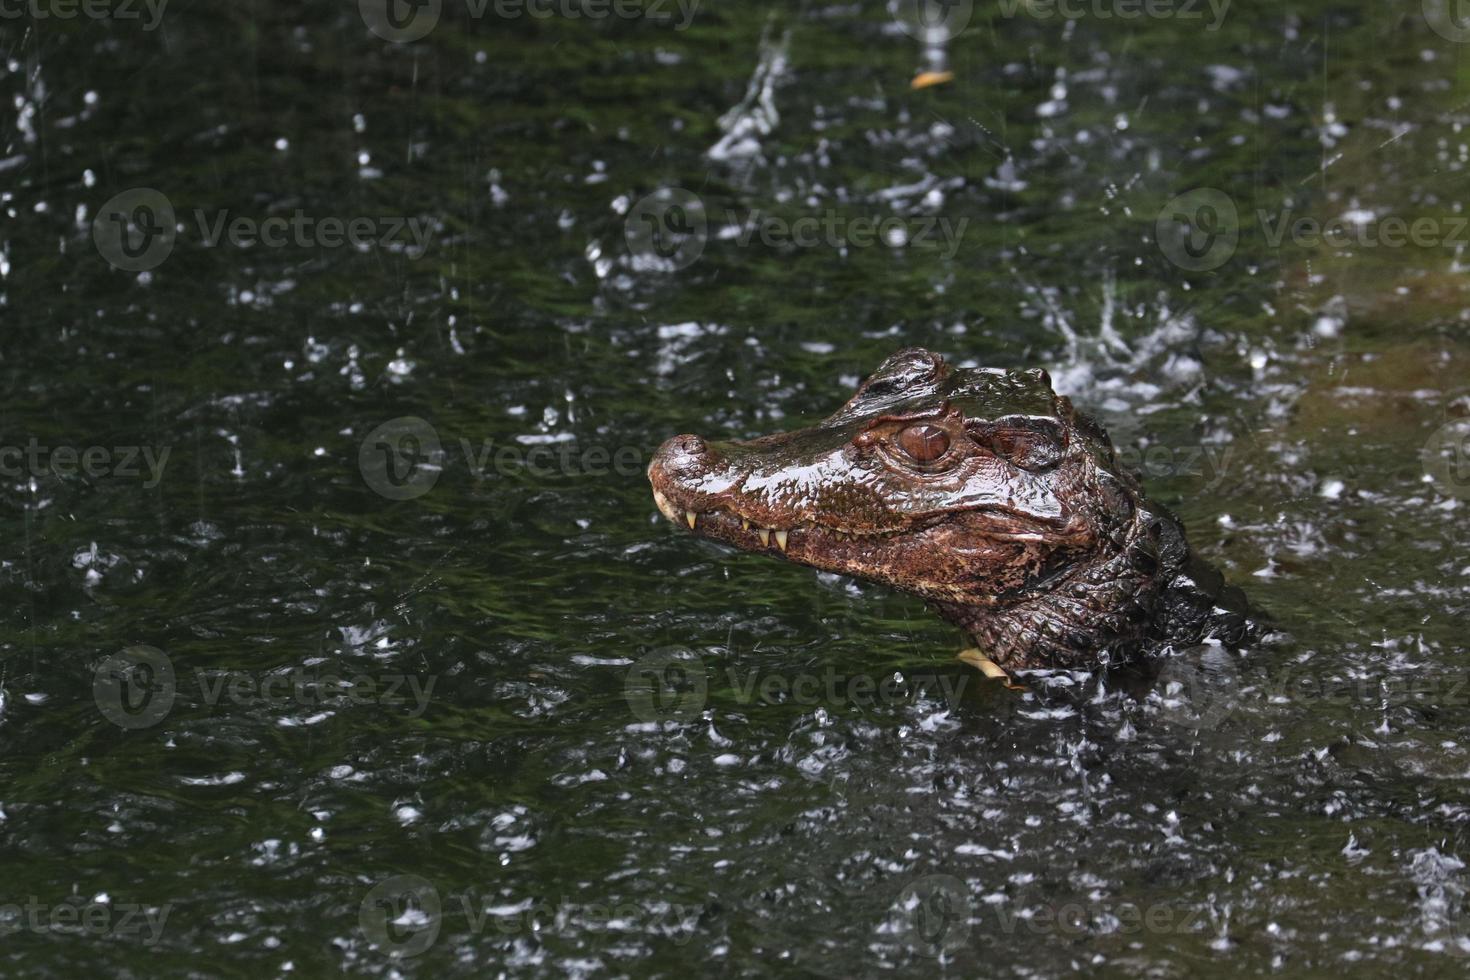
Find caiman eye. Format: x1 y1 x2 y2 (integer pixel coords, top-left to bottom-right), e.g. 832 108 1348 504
979 421 1065 470
897 424 950 463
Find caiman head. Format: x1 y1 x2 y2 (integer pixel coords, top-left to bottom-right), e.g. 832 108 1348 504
647 348 1181 668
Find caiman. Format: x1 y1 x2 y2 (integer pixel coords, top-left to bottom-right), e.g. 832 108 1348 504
647 348 1258 681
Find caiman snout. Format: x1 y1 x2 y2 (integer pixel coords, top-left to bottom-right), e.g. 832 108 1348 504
661 433 707 461
648 433 716 524
649 433 711 484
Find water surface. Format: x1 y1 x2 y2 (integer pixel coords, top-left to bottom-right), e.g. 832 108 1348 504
1 1 1468 975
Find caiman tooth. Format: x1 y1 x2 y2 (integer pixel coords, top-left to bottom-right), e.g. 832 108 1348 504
652 489 680 524
685 511 698 529
741 518 750 530
774 530 788 552
757 528 770 546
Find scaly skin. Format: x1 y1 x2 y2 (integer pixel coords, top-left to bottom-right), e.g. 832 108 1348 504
647 348 1257 670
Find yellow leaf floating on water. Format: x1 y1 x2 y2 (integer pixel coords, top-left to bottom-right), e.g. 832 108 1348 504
911 71 954 90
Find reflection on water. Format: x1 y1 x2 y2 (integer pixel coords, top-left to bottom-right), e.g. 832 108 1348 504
0 0 1468 975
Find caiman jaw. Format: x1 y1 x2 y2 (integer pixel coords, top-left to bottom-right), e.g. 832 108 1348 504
651 487 894 553
651 485 1075 562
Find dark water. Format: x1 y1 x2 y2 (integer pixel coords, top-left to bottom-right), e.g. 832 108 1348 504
2 0 1469 975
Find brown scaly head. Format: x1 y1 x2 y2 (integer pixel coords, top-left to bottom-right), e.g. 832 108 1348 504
648 348 1244 669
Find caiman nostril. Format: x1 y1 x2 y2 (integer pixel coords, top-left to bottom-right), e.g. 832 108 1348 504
650 434 713 485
